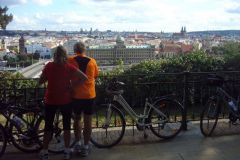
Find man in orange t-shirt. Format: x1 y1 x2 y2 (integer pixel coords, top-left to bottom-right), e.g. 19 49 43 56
68 42 98 156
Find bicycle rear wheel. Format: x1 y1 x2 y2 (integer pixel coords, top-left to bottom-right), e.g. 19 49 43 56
149 98 183 139
200 96 220 137
90 103 126 148
0 124 7 158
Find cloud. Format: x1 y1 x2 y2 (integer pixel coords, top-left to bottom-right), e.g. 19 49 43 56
74 0 137 3
1 0 27 6
227 7 240 14
6 0 240 31
224 0 240 13
1 0 53 6
32 0 53 6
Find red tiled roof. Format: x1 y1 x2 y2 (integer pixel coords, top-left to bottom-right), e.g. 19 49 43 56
127 35 144 39
159 42 193 54
160 44 181 53
181 44 193 53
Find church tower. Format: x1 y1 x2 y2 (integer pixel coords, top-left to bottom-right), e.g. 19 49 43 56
19 35 26 54
0 39 6 50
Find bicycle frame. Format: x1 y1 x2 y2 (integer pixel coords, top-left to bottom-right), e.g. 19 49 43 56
217 87 239 113
111 94 168 126
0 106 43 142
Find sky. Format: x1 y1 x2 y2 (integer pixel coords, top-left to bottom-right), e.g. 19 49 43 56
1 0 240 32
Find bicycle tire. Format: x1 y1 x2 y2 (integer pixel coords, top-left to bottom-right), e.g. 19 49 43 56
200 96 220 137
0 124 7 157
9 114 43 153
90 103 126 148
149 98 183 139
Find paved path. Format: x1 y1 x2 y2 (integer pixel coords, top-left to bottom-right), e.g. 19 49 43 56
2 122 240 160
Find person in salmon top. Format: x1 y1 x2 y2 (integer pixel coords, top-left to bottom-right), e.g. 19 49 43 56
38 46 88 160
68 42 98 157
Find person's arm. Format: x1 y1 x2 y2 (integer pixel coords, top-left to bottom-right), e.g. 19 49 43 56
69 63 88 87
73 69 88 85
94 60 99 79
38 73 47 86
38 64 48 86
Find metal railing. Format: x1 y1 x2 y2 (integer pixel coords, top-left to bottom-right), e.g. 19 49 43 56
1 71 240 131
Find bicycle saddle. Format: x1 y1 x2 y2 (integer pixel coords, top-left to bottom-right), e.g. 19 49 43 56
106 78 125 95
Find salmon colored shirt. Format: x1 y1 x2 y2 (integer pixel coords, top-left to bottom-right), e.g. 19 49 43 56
68 54 99 99
42 62 78 105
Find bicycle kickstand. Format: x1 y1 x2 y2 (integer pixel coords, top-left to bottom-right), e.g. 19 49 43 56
143 125 148 139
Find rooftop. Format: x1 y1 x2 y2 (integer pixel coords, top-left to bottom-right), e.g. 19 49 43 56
88 44 153 49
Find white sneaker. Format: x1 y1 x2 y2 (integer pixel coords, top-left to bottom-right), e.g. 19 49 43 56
74 142 82 153
39 150 48 160
64 149 72 160
80 144 90 157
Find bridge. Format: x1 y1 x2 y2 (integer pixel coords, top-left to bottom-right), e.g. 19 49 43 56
16 60 49 78
16 60 132 78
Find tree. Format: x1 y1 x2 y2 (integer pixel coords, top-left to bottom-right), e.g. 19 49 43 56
0 6 13 30
17 54 28 61
33 50 40 59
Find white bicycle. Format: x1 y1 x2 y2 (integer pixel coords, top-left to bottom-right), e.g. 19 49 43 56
90 78 184 148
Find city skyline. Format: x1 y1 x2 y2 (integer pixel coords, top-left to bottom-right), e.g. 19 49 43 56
1 0 240 32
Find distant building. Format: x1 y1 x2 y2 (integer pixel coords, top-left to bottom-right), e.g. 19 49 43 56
25 43 52 59
158 41 193 58
87 35 155 64
172 26 187 39
63 39 79 55
19 35 26 54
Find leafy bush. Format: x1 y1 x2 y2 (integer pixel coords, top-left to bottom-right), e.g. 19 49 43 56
123 51 225 75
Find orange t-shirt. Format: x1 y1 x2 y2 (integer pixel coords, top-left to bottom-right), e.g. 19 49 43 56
68 54 99 99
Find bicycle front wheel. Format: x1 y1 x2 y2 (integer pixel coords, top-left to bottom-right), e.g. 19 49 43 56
10 113 43 153
0 124 7 158
90 103 126 148
200 96 220 137
149 98 183 139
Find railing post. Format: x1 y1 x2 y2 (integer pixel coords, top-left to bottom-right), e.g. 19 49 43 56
13 79 17 106
3 80 6 103
182 71 189 130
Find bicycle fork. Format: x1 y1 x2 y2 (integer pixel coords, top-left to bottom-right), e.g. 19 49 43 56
103 104 112 129
142 99 150 139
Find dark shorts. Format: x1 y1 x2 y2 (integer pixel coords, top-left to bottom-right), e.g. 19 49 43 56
72 98 95 115
44 104 72 131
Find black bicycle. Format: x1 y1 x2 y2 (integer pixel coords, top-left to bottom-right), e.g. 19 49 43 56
200 74 240 136
0 124 7 158
0 99 44 153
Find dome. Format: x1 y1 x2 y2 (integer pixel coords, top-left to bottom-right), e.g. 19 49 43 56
116 35 125 43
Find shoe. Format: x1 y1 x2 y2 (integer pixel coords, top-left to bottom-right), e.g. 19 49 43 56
74 143 82 153
39 150 48 160
80 145 90 157
64 149 72 160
